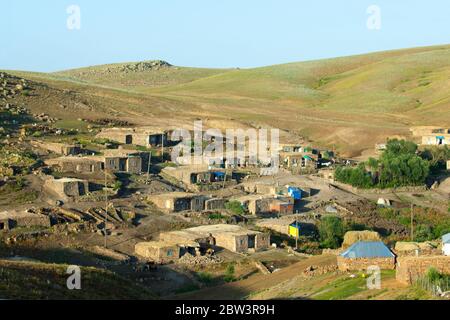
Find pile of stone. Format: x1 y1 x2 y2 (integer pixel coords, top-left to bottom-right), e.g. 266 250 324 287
303 264 338 277
0 72 30 100
33 113 58 123
177 253 223 266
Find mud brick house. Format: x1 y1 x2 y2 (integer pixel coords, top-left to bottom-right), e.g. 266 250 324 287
411 126 450 146
103 147 145 174
0 209 51 231
162 165 236 191
280 152 318 169
233 194 293 215
45 156 104 173
148 192 208 212
269 197 294 215
279 143 304 153
160 224 270 253
44 177 89 200
337 241 396 271
96 127 168 147
32 140 82 156
135 241 182 263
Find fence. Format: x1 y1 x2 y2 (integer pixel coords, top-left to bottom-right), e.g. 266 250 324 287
415 277 450 297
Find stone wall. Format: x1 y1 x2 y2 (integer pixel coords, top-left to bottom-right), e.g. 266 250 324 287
205 198 226 210
337 256 396 271
396 256 450 284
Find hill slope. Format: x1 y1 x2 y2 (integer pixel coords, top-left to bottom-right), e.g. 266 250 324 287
4 44 450 156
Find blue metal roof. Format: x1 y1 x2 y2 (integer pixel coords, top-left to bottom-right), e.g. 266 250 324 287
442 233 450 244
340 241 394 259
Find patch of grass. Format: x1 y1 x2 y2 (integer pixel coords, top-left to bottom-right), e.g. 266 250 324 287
197 272 214 284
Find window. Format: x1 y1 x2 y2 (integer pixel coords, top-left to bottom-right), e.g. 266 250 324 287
167 249 173 257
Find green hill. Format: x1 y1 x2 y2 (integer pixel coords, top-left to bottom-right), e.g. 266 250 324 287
4 44 450 156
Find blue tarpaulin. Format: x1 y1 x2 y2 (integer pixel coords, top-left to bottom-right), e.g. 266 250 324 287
340 241 394 259
288 187 302 200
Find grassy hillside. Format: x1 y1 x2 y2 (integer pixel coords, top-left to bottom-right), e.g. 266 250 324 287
5 44 450 156
54 60 232 91
0 259 155 299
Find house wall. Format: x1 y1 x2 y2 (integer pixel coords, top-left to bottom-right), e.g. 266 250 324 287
48 158 103 173
135 242 180 263
205 198 226 211
421 135 450 145
255 233 271 250
337 256 396 271
396 256 450 284
127 156 142 174
44 179 89 198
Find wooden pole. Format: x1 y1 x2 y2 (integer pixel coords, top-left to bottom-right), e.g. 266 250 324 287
295 220 299 250
104 169 108 248
410 204 414 241
146 151 152 184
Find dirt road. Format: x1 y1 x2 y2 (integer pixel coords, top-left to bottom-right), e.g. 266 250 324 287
171 254 337 300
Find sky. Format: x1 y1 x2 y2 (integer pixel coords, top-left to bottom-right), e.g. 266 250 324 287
1 0 449 72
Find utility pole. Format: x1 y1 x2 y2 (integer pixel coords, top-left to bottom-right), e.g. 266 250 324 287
146 151 152 184
295 220 299 250
161 133 165 163
104 169 108 249
410 204 414 242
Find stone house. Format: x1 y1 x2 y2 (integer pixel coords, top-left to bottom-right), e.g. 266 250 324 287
232 195 283 215
280 152 317 169
45 156 104 174
135 241 181 263
162 165 236 191
103 147 145 174
148 192 209 213
96 127 168 147
44 177 89 200
160 224 270 253
337 241 396 271
0 210 51 231
32 140 82 156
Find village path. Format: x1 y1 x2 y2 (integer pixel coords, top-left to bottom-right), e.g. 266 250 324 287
170 254 337 300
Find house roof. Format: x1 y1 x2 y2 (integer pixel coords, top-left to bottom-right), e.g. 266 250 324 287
442 233 450 244
340 241 395 259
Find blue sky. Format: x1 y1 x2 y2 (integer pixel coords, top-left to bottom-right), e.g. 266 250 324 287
1 0 449 72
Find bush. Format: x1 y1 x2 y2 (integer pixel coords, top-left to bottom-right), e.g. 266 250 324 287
197 272 213 284
223 263 236 282
225 201 245 215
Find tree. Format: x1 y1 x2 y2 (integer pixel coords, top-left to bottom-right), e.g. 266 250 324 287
318 216 345 249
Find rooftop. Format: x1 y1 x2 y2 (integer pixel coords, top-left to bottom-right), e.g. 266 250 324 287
340 241 395 259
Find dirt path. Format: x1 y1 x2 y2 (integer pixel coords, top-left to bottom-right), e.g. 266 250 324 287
170 254 337 300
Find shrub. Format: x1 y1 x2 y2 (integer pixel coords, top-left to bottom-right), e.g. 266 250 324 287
197 272 213 284
318 216 345 249
225 201 245 215
223 263 236 282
